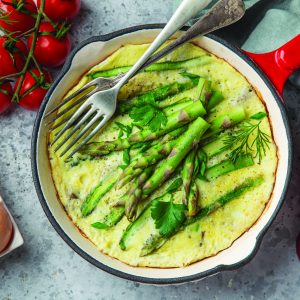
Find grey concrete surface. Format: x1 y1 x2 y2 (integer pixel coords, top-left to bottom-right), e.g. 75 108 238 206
0 1 300 299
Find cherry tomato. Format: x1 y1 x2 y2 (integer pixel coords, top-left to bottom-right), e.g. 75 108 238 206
37 0 80 21
0 37 27 77
28 22 71 68
0 0 37 34
14 68 52 111
0 82 12 114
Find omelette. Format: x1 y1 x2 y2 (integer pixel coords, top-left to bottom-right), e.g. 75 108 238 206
48 42 277 268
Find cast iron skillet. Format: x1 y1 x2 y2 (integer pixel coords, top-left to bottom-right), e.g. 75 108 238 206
32 24 299 284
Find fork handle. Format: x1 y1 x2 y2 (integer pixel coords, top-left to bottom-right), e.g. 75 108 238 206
142 0 245 69
116 0 212 89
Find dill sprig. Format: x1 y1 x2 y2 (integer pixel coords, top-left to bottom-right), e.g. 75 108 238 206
222 119 271 163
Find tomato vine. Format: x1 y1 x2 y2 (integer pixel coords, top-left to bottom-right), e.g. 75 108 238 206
0 0 79 112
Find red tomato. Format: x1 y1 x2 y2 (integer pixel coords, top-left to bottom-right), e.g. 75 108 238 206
0 82 12 114
28 22 71 68
37 0 80 21
0 0 37 34
15 68 52 111
0 37 27 77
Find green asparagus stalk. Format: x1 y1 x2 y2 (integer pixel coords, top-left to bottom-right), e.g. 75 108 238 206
140 176 264 256
118 167 144 189
81 171 121 217
202 107 246 139
125 167 154 220
195 78 212 106
207 90 224 111
143 117 210 195
186 176 264 224
187 180 199 217
181 148 197 205
161 125 188 143
119 176 183 250
128 139 178 171
119 81 198 113
119 201 153 250
205 154 254 181
119 139 178 185
80 101 206 156
202 134 229 158
88 56 212 79
180 72 224 110
163 98 194 116
91 206 125 229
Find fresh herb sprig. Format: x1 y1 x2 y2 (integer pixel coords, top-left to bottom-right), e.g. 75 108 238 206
129 96 167 131
151 197 186 237
222 112 271 163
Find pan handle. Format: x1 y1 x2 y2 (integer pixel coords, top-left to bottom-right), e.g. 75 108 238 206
243 34 300 97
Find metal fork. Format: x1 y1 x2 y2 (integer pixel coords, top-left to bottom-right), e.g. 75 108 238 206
49 0 245 158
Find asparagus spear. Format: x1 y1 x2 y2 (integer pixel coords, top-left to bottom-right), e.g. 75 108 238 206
143 117 210 195
161 125 188 143
205 154 254 181
140 176 264 256
119 199 155 250
121 139 178 178
181 148 197 205
81 171 121 217
79 101 206 156
91 206 125 229
195 78 212 106
202 107 246 139
119 82 198 113
125 167 154 220
118 167 144 189
180 72 224 110
119 176 183 250
202 134 229 158
163 99 194 116
187 180 199 217
207 90 224 111
88 56 212 79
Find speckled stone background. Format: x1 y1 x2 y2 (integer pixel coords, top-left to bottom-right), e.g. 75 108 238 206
1 0 300 299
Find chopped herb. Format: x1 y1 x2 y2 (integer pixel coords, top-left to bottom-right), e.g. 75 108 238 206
115 122 132 138
250 111 267 120
91 222 109 229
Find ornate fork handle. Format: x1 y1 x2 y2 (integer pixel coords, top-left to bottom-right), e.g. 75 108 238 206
140 0 245 70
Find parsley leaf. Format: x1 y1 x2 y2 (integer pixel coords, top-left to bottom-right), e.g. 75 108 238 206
151 199 186 237
129 96 167 131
